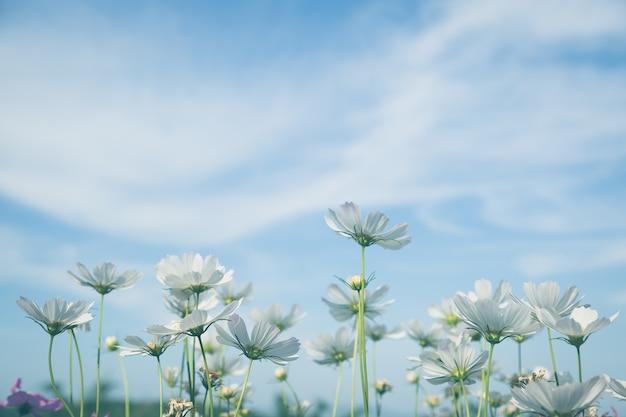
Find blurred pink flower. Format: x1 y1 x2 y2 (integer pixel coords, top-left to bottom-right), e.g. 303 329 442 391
0 378 63 417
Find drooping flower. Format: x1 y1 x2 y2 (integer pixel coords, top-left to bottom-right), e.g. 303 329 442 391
0 378 63 417
163 289 220 318
68 262 143 295
322 283 394 322
118 334 185 358
249 303 306 332
536 306 619 348
325 202 411 250
215 314 300 365
304 327 355 367
404 319 443 349
608 377 626 401
216 279 255 306
454 296 543 345
419 340 489 386
16 296 94 336
365 322 405 342
147 299 242 338
155 253 233 296
510 376 608 417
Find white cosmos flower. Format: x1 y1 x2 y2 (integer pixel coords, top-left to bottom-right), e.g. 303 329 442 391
215 314 300 365
155 253 233 295
405 319 443 349
325 202 411 250
512 281 584 318
608 377 626 401
461 278 511 304
147 299 242 338
322 284 394 322
68 262 143 295
454 296 543 344
510 376 608 417
536 306 619 347
304 327 354 367
365 322 405 342
216 279 255 305
419 340 489 386
249 303 306 332
118 334 184 358
16 296 94 336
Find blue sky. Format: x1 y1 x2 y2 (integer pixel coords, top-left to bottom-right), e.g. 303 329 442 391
1 0 625 415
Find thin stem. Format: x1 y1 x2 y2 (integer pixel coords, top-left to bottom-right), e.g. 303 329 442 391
117 353 130 417
517 341 522 376
70 330 85 417
332 363 343 417
69 335 74 407
413 374 420 417
576 345 583 383
547 328 560 386
358 245 369 417
157 356 164 417
197 335 215 417
48 334 76 417
483 343 496 417
285 379 302 417
95 293 105 417
235 358 254 417
460 382 469 417
279 381 288 414
373 342 381 417
350 319 358 417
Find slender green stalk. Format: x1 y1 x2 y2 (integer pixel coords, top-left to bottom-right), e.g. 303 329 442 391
482 343 496 417
157 356 164 417
517 341 522 376
70 330 85 417
358 245 370 417
332 363 343 417
279 381 288 414
372 342 381 417
413 374 420 417
285 379 302 417
48 334 76 417
576 345 583 383
198 336 215 417
235 358 254 417
547 328 560 386
460 382 470 417
117 354 130 417
95 293 105 417
350 320 358 417
69 335 74 407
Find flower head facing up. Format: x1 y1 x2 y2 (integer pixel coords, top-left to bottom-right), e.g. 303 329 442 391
0 378 63 417
156 253 233 296
514 281 584 318
68 262 143 295
454 295 542 345
510 375 608 417
537 306 619 348
325 202 411 250
16 296 94 336
304 327 354 367
215 314 300 365
419 341 489 386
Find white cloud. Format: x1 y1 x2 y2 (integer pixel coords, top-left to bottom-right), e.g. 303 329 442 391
0 0 624 248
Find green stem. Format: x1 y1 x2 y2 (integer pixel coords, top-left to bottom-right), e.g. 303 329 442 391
285 379 302 417
69 334 74 407
280 382 288 414
332 363 343 417
235 358 254 417
460 382 469 417
483 343 496 417
547 328 560 386
157 356 164 417
95 293 105 417
359 245 369 417
197 336 214 417
70 330 85 417
117 354 130 417
576 345 583 383
373 342 380 417
413 374 420 417
350 319 358 417
517 341 522 377
48 334 76 417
